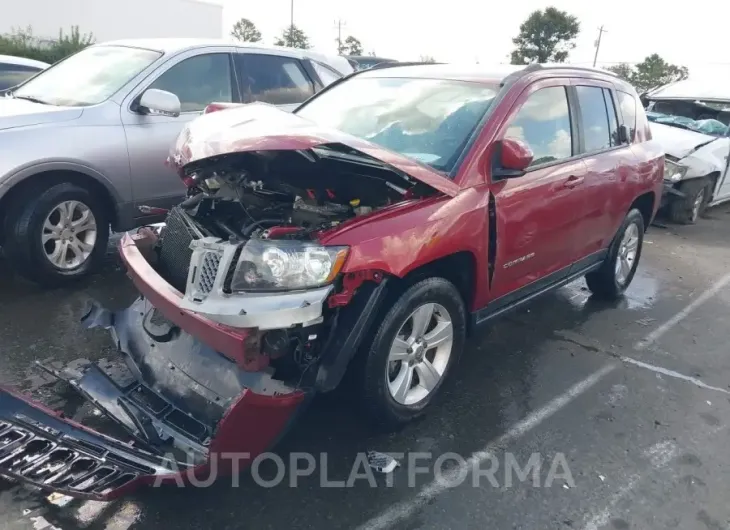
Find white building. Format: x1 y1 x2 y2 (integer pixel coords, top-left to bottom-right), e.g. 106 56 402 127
0 0 223 42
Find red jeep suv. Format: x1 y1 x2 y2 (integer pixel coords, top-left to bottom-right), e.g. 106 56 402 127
0 64 663 499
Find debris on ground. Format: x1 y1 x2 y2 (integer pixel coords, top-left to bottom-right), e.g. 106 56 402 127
366 451 400 473
636 318 658 327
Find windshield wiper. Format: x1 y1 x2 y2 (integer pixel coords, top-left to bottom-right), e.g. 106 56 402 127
13 95 50 105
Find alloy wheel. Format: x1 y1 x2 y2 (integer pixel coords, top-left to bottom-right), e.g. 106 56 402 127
386 302 454 406
41 200 98 270
614 222 639 286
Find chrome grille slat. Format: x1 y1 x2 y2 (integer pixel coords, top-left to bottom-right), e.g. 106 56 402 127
196 251 221 295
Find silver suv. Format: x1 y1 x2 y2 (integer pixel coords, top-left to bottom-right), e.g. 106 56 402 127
0 39 351 285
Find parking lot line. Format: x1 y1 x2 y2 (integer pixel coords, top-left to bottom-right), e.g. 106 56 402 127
355 363 617 530
634 272 730 351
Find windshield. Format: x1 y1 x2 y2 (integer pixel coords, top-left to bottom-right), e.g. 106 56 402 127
13 45 161 107
295 77 499 173
646 110 729 137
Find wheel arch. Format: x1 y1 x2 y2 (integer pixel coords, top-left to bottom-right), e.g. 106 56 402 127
0 165 121 236
629 191 656 232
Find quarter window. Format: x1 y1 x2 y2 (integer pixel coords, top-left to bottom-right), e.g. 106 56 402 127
576 85 611 152
505 86 573 167
311 61 341 87
617 90 637 143
148 53 233 112
240 54 314 105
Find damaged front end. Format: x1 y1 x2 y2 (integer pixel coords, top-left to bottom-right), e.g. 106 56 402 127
1 103 448 499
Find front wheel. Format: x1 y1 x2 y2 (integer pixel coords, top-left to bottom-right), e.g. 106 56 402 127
585 208 645 300
356 277 466 431
669 178 711 224
3 183 109 286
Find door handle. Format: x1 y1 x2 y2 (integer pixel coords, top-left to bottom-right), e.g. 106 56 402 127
563 175 584 188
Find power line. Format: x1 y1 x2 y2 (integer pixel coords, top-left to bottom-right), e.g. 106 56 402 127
334 18 347 52
592 25 607 67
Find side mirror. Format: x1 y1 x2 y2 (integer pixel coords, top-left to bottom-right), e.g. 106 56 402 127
138 89 181 117
492 138 533 179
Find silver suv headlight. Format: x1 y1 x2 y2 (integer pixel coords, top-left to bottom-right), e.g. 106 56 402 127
229 240 349 292
664 159 688 182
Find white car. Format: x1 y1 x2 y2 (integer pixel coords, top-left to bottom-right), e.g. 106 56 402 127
643 80 730 223
0 54 49 91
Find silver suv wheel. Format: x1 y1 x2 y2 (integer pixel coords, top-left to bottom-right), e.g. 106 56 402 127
42 200 98 270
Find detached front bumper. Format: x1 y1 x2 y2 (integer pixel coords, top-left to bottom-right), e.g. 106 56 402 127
0 233 311 500
660 179 686 207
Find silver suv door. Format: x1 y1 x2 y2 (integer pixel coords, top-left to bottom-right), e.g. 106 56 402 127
120 46 238 217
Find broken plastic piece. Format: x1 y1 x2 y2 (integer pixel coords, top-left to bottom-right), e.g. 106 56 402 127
366 451 400 473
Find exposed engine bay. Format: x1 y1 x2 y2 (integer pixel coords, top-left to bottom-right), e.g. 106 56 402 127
173 146 417 246
145 147 426 391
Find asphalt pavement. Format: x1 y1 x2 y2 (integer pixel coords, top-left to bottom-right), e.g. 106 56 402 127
1 205 730 530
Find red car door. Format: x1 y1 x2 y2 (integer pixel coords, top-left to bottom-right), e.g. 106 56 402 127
570 80 636 257
488 79 589 300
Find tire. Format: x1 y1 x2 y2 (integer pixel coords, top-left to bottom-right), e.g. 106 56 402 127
3 183 109 286
669 178 711 224
356 277 467 431
585 208 644 300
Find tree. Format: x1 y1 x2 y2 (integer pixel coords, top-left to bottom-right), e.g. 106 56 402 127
0 26 94 64
339 35 363 56
230 18 261 43
510 7 580 64
419 55 436 63
605 63 634 82
274 25 310 49
606 55 689 92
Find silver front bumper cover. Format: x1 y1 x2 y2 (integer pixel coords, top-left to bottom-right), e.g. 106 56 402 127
178 238 333 330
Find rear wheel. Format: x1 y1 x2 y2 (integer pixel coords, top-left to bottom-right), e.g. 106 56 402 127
586 208 644 300
356 278 466 430
3 183 109 286
669 178 711 224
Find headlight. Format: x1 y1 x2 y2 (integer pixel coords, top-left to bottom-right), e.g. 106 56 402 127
664 159 688 182
229 240 349 292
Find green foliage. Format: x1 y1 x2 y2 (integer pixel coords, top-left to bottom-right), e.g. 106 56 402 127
0 26 94 64
510 7 580 64
338 36 363 56
273 25 310 49
231 18 262 43
607 54 689 92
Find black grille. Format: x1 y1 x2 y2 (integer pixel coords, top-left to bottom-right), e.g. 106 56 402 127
0 420 145 496
158 207 200 292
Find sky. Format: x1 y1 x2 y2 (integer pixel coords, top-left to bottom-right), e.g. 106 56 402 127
216 0 730 82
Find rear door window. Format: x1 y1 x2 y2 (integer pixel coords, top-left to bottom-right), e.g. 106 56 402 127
505 85 573 167
616 91 637 143
575 85 611 152
603 89 620 146
236 53 315 105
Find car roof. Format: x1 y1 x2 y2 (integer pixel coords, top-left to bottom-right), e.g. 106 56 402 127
0 54 50 69
355 62 626 87
95 38 352 75
98 38 329 60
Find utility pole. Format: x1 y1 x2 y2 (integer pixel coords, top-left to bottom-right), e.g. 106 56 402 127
592 25 607 67
334 18 346 54
289 0 294 47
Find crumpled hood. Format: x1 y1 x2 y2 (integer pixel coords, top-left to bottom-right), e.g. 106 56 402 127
649 122 719 160
0 97 83 131
170 102 460 197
